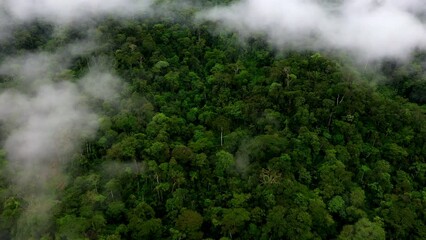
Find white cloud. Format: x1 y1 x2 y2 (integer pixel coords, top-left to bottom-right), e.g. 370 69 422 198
2 0 153 23
198 0 426 61
0 42 122 237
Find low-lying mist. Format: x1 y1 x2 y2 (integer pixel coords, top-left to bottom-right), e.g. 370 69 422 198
0 42 123 238
198 0 426 62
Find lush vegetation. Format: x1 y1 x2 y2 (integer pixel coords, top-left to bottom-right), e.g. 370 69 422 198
0 12 425 240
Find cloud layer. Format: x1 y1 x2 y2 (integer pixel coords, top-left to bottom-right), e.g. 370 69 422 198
2 0 153 23
0 0 154 42
1 0 425 62
0 43 123 237
198 0 426 61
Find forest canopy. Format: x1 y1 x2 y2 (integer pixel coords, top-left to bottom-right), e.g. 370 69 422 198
0 0 425 239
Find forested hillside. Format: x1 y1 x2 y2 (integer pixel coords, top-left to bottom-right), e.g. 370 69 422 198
0 2 425 240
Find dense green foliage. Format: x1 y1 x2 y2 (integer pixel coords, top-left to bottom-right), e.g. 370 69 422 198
0 15 425 240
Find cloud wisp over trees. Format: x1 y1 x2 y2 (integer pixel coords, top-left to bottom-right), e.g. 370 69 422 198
0 42 123 238
198 0 426 61
1 0 153 23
